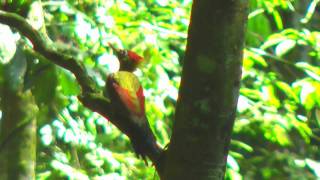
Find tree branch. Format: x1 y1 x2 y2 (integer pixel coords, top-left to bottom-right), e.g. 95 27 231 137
0 10 95 93
0 10 164 177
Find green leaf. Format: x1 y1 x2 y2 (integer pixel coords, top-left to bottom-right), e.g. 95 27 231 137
244 49 268 67
296 62 320 81
300 0 320 24
275 39 296 56
240 88 262 100
305 159 320 177
40 125 53 146
248 8 265 19
227 155 240 171
282 28 300 39
292 118 312 143
275 81 299 102
293 79 317 110
261 85 280 108
261 33 286 49
0 24 17 64
246 13 271 46
31 64 58 104
57 69 80 96
231 140 253 152
272 10 283 30
85 117 97 136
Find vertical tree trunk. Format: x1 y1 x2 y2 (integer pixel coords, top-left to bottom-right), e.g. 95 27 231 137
164 0 248 179
0 91 37 180
0 47 38 180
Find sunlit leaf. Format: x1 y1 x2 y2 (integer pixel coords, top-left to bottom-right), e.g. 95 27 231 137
294 79 317 110
261 85 280 108
40 125 53 146
275 81 299 102
272 10 283 30
296 62 320 81
0 24 17 64
227 155 240 171
305 159 320 177
231 140 253 152
300 0 320 24
275 39 296 56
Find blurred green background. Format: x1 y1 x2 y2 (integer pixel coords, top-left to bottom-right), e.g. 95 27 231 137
0 0 319 179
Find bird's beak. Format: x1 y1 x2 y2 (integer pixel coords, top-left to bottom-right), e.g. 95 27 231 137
108 43 119 53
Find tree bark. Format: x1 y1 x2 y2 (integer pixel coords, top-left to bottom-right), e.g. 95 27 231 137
0 47 38 180
164 0 248 179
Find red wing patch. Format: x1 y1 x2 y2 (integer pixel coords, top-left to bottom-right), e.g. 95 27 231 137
136 86 145 115
113 82 144 117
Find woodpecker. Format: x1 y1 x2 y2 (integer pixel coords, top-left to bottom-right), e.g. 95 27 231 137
106 71 160 162
108 43 143 72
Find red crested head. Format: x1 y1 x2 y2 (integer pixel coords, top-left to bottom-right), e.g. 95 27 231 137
108 43 144 72
127 50 143 64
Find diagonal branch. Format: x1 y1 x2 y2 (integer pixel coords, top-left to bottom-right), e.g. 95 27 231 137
0 10 95 93
0 10 164 177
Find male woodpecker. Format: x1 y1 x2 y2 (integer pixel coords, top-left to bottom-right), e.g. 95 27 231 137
106 71 161 162
108 43 143 72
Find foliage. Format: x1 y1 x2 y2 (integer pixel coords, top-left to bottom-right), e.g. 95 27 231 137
0 0 319 179
232 0 320 179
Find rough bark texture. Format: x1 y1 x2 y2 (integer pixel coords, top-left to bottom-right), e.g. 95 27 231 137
0 91 37 180
0 48 38 180
164 0 248 179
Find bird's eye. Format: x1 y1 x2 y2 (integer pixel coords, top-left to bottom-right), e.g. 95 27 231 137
119 50 128 60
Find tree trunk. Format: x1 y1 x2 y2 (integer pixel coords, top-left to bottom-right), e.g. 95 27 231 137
0 46 38 180
164 0 248 179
